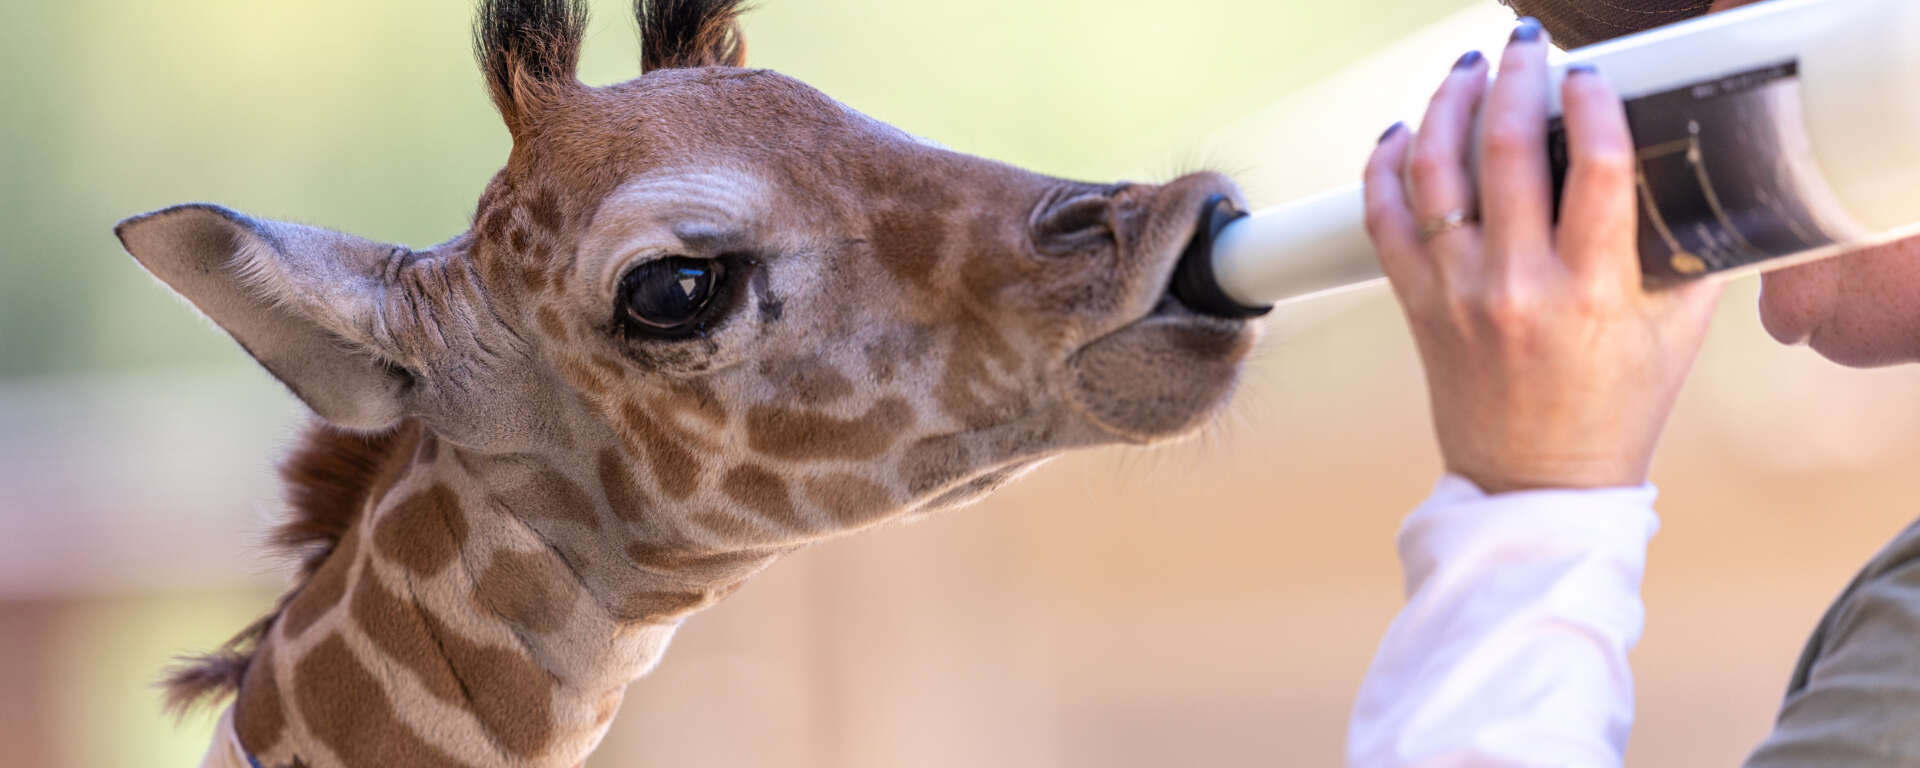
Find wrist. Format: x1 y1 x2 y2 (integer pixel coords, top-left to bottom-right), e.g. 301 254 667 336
1447 456 1650 496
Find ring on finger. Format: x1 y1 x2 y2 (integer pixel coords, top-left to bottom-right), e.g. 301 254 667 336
1417 208 1477 242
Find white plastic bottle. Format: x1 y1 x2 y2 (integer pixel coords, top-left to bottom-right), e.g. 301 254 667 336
1172 0 1920 314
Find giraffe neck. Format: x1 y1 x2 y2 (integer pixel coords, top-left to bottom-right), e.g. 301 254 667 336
231 423 785 768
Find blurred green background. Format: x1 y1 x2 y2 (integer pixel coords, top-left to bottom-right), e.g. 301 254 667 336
11 1 1920 767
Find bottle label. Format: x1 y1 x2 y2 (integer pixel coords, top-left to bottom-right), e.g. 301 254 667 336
1548 60 1863 283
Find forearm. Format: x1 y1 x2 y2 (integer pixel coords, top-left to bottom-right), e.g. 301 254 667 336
1347 476 1659 768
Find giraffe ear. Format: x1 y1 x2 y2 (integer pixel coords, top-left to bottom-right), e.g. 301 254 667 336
116 203 412 431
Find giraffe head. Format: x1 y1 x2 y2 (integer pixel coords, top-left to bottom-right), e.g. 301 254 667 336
119 0 1257 550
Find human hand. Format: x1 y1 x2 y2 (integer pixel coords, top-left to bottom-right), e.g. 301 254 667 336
1361 19 1721 494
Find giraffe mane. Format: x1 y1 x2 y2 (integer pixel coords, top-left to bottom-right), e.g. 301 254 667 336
161 421 418 716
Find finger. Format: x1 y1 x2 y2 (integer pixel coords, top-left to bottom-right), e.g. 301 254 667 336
1477 17 1555 275
1364 123 1433 298
1555 65 1640 285
1404 50 1490 261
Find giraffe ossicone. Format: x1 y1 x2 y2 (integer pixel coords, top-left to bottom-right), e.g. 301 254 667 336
119 1 1259 766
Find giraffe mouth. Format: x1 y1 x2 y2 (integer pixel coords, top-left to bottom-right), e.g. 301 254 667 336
1142 195 1256 328
1056 171 1260 443
1062 247 1258 442
1133 191 1260 336
1163 194 1270 321
1150 280 1230 320
1063 303 1254 442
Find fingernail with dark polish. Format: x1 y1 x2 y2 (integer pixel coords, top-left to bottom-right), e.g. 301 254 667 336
1566 63 1599 77
1452 50 1484 70
1378 122 1406 144
1510 17 1542 43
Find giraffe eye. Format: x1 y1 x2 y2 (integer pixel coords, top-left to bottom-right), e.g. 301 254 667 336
618 256 725 333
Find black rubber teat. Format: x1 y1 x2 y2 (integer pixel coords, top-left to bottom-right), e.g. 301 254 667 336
1168 194 1271 319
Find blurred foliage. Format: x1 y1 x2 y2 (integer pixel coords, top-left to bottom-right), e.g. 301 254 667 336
0 0 1471 377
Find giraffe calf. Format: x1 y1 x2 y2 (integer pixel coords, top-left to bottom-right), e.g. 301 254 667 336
117 1 1259 766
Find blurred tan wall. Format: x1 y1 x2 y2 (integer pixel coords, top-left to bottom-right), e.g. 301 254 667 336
7 2 1920 767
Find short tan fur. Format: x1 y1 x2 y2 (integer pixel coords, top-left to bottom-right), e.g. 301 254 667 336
116 2 1257 765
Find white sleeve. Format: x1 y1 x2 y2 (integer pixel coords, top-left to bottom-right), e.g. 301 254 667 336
1346 475 1660 768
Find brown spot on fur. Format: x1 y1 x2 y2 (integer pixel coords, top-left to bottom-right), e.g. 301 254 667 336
495 467 600 532
233 645 285 755
613 588 714 623
745 397 913 461
597 449 652 524
624 542 779 584
562 361 612 396
757 356 853 405
618 401 702 499
528 189 565 233
589 355 627 381
294 635 467 768
722 464 802 528
899 435 970 495
625 541 714 575
509 226 531 254
624 542 679 574
481 207 510 245
476 549 578 634
806 473 896 525
281 528 359 637
520 264 550 294
869 207 946 289
853 162 959 208
957 235 1025 305
534 241 567 283
350 567 464 706
374 484 468 577
417 610 556 756
537 307 564 343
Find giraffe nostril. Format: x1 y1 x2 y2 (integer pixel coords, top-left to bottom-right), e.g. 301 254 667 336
1029 188 1117 257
